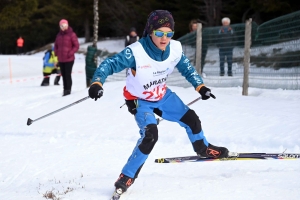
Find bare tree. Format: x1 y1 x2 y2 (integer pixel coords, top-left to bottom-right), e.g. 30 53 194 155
195 0 222 26
93 0 99 48
93 0 99 67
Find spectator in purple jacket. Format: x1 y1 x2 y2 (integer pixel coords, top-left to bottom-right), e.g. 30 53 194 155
54 19 79 96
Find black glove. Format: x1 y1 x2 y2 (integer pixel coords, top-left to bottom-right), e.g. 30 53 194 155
88 84 103 101
199 86 216 100
125 100 137 115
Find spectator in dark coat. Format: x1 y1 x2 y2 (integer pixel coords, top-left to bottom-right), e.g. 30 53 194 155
125 27 140 76
125 27 139 47
218 17 235 76
54 19 79 96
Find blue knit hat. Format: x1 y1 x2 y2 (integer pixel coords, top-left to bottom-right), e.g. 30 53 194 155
142 10 175 37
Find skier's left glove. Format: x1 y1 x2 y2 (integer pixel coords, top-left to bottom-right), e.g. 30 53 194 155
88 83 103 101
199 86 216 100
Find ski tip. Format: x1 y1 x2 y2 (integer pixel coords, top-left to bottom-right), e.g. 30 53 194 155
155 158 170 163
27 118 33 126
228 152 239 157
110 188 124 200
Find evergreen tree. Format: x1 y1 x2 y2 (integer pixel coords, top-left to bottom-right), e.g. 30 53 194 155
0 0 38 30
0 0 299 54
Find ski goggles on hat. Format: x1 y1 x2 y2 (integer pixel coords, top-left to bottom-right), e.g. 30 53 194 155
153 30 174 38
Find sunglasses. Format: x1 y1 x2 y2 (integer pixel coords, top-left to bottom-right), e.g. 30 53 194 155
153 30 174 38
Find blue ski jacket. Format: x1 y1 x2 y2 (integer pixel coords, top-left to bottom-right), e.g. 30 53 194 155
91 35 204 91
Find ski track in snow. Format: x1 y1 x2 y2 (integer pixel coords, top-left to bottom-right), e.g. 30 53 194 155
1 43 300 199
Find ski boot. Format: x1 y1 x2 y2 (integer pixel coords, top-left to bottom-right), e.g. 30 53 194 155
54 76 60 85
197 142 229 159
41 82 49 86
62 90 71 96
114 173 135 193
111 173 135 199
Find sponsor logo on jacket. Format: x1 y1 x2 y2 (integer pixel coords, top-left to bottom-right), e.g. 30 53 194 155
143 77 167 90
153 68 169 76
138 64 151 69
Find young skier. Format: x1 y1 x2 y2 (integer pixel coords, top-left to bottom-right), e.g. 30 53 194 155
88 10 229 197
41 46 60 86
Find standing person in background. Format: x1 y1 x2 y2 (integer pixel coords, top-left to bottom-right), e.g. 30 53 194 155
125 27 139 47
218 17 235 76
54 19 79 96
41 46 60 86
16 36 24 55
88 10 229 198
125 27 140 76
189 19 208 78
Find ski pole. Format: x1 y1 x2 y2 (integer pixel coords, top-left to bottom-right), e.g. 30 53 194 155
27 96 90 126
157 92 215 124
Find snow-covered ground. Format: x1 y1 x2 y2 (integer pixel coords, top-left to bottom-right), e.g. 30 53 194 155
0 39 300 200
79 38 125 54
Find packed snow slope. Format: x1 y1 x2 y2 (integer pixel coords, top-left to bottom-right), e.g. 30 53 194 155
0 39 300 200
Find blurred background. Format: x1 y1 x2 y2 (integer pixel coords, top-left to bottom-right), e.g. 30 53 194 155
1 0 300 54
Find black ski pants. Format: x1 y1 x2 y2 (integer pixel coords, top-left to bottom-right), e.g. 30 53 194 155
59 61 74 91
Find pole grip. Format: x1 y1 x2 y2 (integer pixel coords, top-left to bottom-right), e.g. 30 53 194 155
205 91 216 99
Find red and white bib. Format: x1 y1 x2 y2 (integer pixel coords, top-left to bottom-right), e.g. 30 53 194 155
125 40 182 101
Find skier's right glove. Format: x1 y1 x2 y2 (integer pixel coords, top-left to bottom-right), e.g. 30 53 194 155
88 83 103 101
125 99 137 115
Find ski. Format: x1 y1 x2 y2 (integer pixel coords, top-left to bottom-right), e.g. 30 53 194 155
110 188 124 200
154 152 300 163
